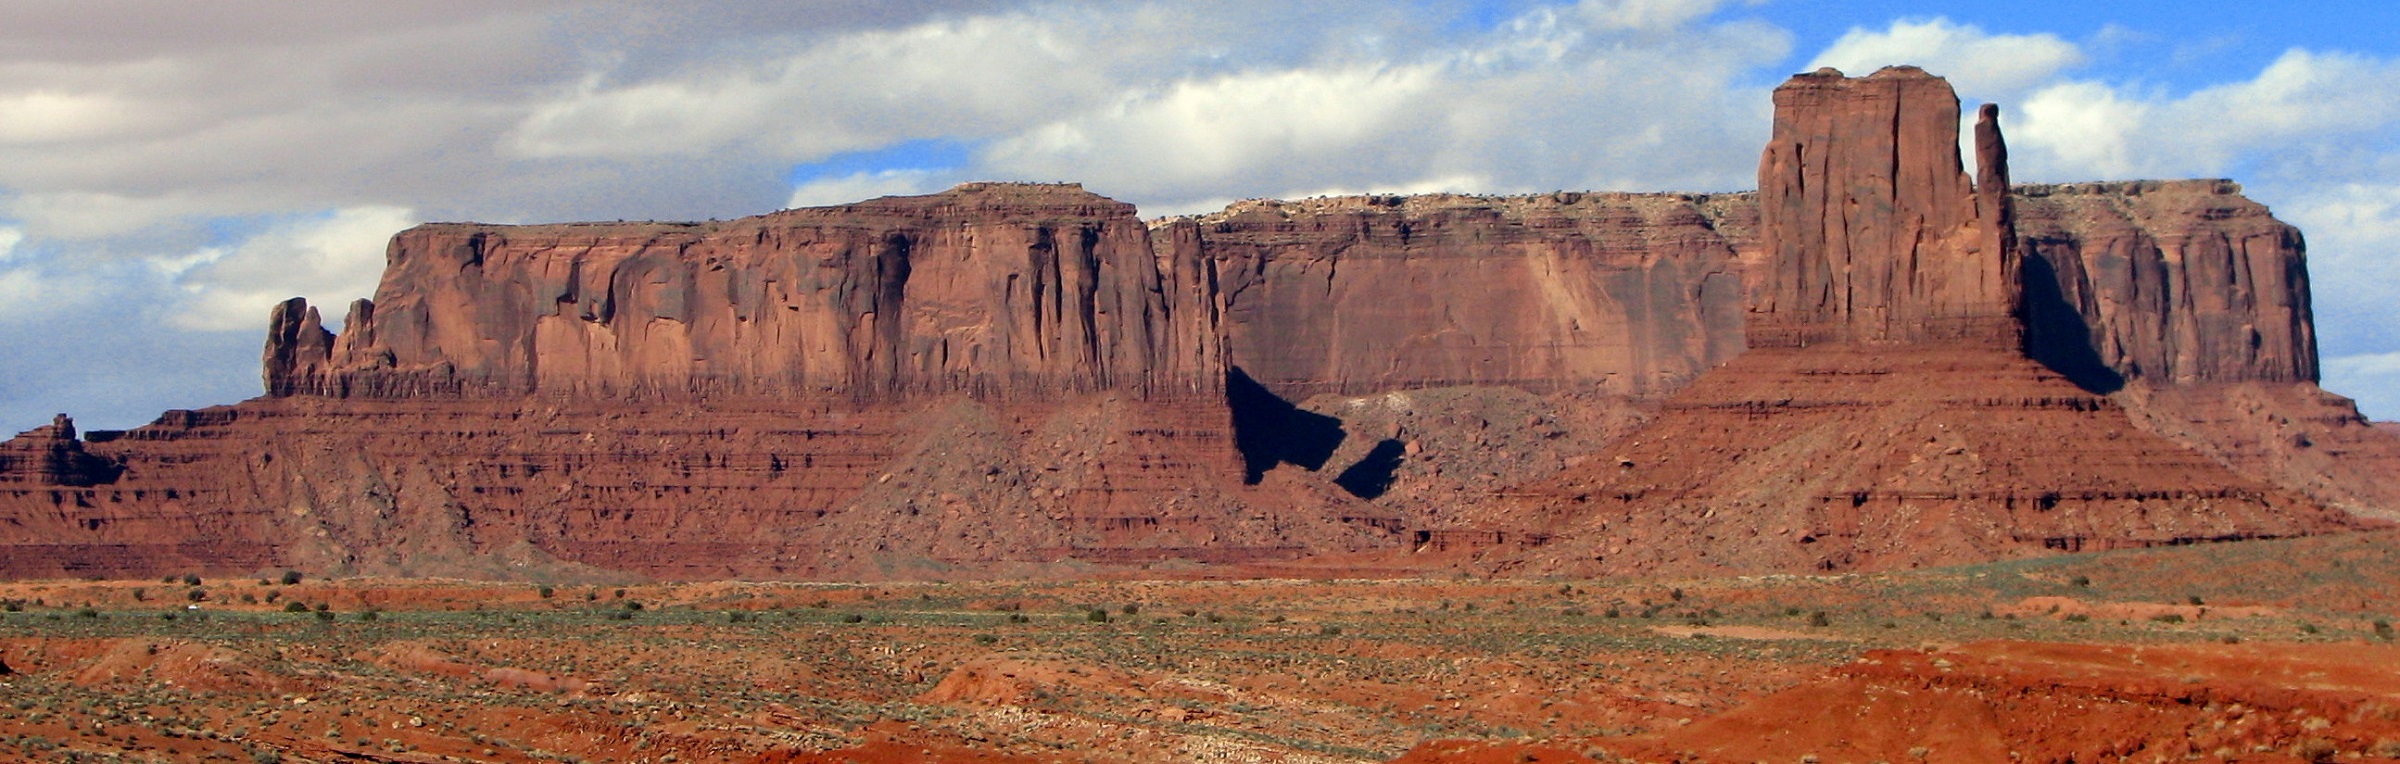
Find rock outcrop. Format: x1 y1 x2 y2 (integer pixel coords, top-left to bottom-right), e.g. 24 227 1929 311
1473 344 2352 575
0 65 2389 582
2014 180 2316 387
268 183 1221 402
0 395 1384 581
1165 192 1748 399
1458 67 2368 575
0 415 120 488
1750 67 2018 348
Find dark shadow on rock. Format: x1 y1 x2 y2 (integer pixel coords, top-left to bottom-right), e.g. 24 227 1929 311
1227 366 1346 484
1333 439 1406 500
2022 250 2125 394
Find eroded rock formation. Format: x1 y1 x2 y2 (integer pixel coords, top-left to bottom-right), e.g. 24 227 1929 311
0 65 2389 581
268 183 1221 402
1166 192 1748 399
1750 67 2019 348
1458 67 2369 575
2015 180 2316 387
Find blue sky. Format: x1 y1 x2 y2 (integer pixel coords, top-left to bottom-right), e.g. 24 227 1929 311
2 0 2397 429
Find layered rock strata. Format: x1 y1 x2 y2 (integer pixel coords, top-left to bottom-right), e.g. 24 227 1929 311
1460 67 2369 574
3 183 1382 580
1163 192 1748 399
0 66 2389 582
1473 345 2353 575
0 396 1385 580
267 183 1221 401
2013 180 2316 386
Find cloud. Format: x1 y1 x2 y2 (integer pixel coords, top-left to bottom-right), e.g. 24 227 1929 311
787 170 959 209
1807 18 2085 103
984 63 1446 198
985 4 1788 209
503 9 1149 163
2009 49 2400 182
162 206 416 332
2279 182 2400 356
1574 0 1738 33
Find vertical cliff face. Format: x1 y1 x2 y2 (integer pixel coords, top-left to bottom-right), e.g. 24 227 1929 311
267 183 1220 402
1465 67 2363 577
0 415 120 488
1751 66 2019 347
2015 180 2317 386
1171 192 1748 399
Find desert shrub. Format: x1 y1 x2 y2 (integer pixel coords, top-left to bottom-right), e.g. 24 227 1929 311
2291 738 2337 763
840 613 865 624
185 588 207 602
2150 614 2185 624
1121 603 1139 615
313 610 334 622
1808 611 1831 628
537 585 555 599
974 634 998 645
283 601 309 613
2064 614 2090 623
181 574 201 586
280 570 303 586
2376 620 2395 640
2069 575 2091 588
1086 609 1110 624
1319 625 1342 636
73 608 98 619
1006 613 1030 624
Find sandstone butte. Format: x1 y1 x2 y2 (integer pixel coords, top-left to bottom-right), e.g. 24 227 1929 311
2 66 2394 581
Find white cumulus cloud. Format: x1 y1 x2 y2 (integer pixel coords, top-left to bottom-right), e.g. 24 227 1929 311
786 170 960 210
1807 18 2085 103
164 206 416 332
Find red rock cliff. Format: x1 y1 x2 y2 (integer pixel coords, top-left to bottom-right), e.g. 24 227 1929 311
266 183 1221 402
2016 180 2317 386
1751 66 2019 347
1458 67 2365 576
1164 193 1747 399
